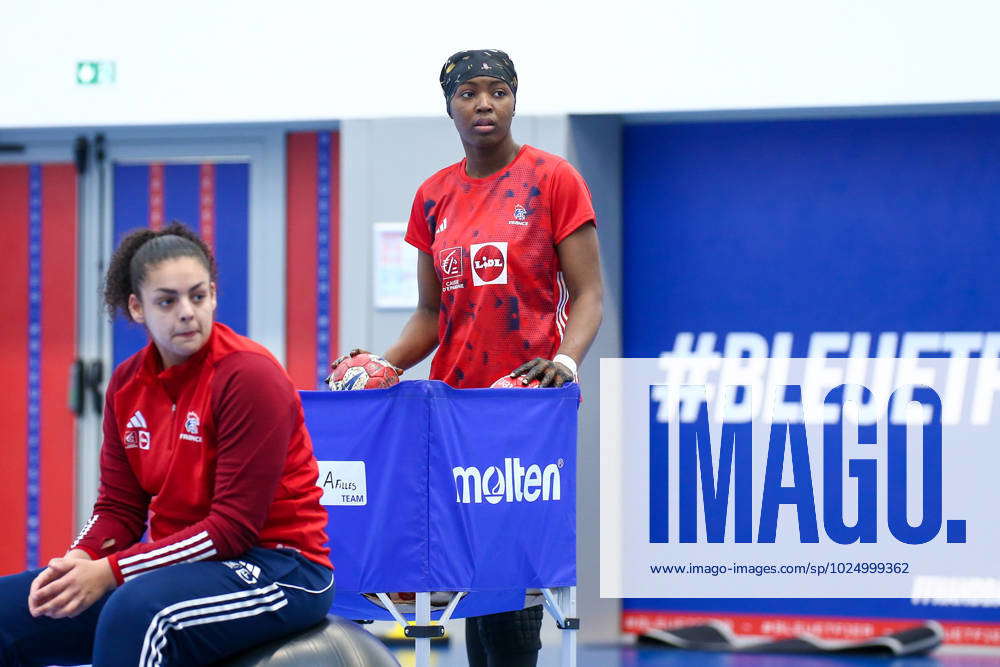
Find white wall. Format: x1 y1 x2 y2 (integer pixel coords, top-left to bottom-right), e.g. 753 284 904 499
567 115 625 642
6 0 1000 128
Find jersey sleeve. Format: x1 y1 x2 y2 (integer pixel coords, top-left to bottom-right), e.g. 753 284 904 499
404 186 433 254
549 160 596 245
70 370 151 560
105 353 299 585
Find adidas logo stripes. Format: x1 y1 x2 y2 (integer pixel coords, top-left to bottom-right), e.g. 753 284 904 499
139 584 287 667
70 514 100 549
128 411 148 429
118 531 217 582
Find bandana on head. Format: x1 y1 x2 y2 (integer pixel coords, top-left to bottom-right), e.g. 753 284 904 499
439 49 518 116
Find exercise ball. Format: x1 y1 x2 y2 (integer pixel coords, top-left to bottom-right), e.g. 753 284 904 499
222 615 399 666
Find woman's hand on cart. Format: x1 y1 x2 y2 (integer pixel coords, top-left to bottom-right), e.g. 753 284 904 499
509 357 576 388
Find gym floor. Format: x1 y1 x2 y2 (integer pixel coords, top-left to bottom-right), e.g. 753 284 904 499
380 618 1000 667
367 614 1000 666
389 645 1000 666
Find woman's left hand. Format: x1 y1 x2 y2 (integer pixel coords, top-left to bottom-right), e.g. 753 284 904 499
29 556 116 619
510 358 576 388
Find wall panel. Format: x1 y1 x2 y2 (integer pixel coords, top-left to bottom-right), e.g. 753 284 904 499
621 113 1000 644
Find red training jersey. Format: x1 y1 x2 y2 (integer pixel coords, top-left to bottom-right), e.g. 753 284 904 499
405 145 595 389
71 323 332 584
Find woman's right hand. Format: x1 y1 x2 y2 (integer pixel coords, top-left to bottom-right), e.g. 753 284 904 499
29 557 116 619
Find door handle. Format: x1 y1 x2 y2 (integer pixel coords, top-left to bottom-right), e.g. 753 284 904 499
68 359 85 416
85 360 104 415
69 358 105 416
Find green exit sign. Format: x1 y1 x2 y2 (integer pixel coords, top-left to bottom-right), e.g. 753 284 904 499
76 61 116 85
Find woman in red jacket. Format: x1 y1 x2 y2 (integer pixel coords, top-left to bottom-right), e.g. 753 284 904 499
0 223 334 667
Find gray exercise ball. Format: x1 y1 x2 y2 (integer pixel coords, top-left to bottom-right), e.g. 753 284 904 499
222 615 399 666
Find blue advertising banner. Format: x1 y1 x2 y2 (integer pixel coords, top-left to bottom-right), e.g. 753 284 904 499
301 381 577 620
620 113 1000 644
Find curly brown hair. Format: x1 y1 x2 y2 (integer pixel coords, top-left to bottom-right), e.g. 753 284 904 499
103 222 218 322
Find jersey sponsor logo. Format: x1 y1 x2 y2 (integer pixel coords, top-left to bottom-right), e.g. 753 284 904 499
509 204 529 226
439 246 463 277
125 411 150 450
435 217 448 234
438 246 466 291
471 242 508 286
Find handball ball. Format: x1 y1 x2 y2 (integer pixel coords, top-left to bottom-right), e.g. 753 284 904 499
490 374 541 389
327 353 400 391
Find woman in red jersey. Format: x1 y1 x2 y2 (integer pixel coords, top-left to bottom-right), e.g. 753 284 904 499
343 49 603 667
0 223 334 667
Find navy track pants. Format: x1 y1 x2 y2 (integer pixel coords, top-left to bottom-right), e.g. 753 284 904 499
0 547 334 667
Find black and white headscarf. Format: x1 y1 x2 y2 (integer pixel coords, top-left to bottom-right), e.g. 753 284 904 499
439 49 518 116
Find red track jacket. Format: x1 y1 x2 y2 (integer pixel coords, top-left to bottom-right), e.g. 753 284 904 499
71 323 332 584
